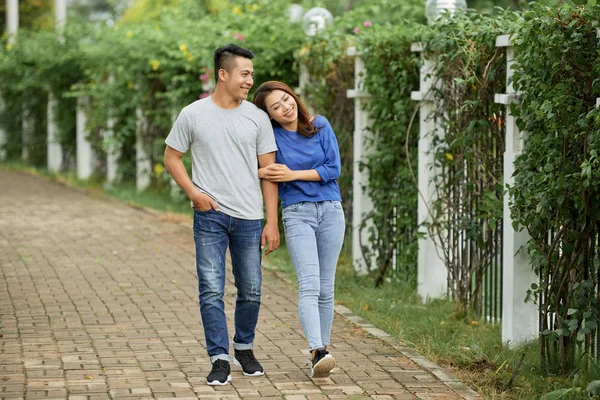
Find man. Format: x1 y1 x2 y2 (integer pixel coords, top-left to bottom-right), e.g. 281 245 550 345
164 44 279 386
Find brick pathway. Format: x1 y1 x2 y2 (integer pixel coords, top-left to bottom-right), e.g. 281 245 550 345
0 170 480 400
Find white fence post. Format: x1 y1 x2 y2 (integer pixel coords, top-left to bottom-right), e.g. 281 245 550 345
346 46 375 275
6 0 19 45
47 92 63 173
76 96 95 180
0 92 6 160
410 43 448 301
22 103 32 163
105 116 119 185
136 106 151 192
494 35 537 346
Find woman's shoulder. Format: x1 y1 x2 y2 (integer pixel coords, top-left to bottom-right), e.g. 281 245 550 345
311 115 331 131
311 114 329 125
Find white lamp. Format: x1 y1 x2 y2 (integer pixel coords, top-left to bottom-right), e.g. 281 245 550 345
425 0 467 24
302 7 333 37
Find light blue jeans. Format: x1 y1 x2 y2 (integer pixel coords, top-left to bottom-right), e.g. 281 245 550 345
282 200 345 351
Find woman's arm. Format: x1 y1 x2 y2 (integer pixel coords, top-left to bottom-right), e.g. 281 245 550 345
261 164 321 182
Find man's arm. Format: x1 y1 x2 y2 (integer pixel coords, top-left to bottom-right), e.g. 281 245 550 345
164 145 218 211
258 151 280 255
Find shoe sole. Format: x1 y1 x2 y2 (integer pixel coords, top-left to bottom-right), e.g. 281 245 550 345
311 355 335 378
234 358 264 376
207 374 232 386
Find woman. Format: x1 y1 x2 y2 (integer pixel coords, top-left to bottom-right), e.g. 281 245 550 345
253 81 345 379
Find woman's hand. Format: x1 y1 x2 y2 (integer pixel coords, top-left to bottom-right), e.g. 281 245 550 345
262 163 297 182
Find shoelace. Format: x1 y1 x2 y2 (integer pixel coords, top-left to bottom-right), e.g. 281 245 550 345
213 360 229 372
237 350 257 363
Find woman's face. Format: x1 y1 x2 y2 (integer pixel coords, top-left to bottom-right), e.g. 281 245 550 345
264 89 298 129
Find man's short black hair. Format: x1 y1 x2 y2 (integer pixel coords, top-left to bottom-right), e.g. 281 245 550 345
214 44 255 83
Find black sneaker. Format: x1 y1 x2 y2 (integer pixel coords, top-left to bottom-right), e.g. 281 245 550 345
311 349 335 378
233 349 264 376
206 359 231 386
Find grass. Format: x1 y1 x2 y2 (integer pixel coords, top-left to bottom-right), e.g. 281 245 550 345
4 162 597 400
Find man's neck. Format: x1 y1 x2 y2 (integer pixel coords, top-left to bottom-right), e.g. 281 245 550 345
211 88 242 110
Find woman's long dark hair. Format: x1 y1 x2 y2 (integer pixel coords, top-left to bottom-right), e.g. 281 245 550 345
253 81 317 137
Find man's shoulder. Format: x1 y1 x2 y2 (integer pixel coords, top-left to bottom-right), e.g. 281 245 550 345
182 97 212 115
242 100 269 119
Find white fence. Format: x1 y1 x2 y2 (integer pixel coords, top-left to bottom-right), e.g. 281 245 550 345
346 36 539 345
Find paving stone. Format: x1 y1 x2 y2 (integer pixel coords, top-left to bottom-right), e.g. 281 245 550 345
0 170 479 399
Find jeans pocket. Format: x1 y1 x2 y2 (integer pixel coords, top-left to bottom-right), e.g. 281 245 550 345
332 201 343 210
283 203 302 213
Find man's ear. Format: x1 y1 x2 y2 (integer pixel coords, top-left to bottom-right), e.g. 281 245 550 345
218 68 227 82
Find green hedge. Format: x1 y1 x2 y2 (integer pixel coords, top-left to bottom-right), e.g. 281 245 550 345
510 3 600 374
0 3 304 182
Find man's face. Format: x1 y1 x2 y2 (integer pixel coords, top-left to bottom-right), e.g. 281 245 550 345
222 56 254 101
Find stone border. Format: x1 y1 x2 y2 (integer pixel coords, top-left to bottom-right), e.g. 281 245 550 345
333 304 481 400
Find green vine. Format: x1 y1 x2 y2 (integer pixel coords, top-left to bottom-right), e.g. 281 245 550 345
510 3 600 374
421 9 517 314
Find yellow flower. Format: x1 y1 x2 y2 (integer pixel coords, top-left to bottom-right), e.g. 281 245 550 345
299 45 309 57
126 31 133 38
470 320 479 326
154 163 164 174
186 53 194 62
179 43 188 52
127 82 134 89
232 5 242 14
445 153 454 161
270 35 276 42
5 43 12 51
150 60 160 71
250 4 258 11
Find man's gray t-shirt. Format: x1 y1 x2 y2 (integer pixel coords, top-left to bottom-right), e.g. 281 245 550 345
165 96 277 220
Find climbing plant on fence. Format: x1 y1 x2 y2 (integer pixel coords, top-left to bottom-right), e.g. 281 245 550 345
74 6 304 187
420 9 518 314
299 0 424 279
510 3 600 374
0 2 304 185
358 23 420 287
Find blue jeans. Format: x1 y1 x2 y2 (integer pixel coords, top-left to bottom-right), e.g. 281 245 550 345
282 200 345 351
193 209 263 363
